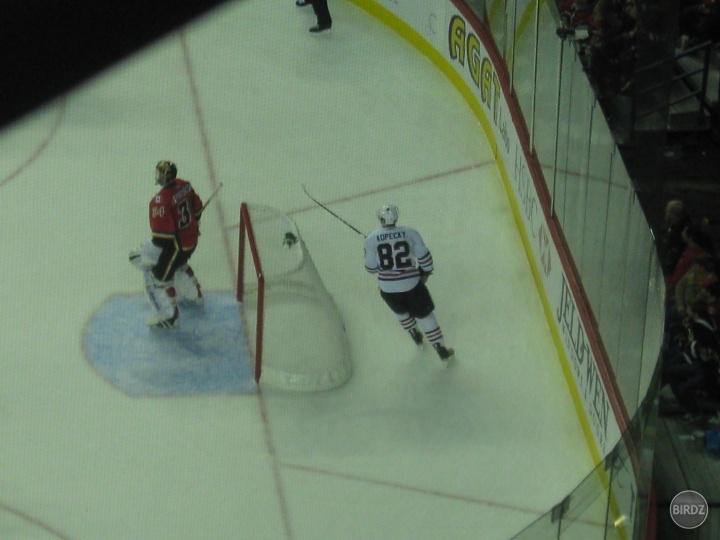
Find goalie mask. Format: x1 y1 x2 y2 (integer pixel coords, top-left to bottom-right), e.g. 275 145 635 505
377 204 399 226
155 160 177 186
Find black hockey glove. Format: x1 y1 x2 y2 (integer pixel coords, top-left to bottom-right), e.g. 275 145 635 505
419 269 432 283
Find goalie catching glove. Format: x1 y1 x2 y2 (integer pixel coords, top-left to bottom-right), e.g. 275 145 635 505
129 241 162 270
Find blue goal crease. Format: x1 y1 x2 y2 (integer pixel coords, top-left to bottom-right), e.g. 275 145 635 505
84 292 257 396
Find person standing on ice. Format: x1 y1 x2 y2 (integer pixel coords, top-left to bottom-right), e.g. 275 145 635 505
363 204 454 366
130 161 204 328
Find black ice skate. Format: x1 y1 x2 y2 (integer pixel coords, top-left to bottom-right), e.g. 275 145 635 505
433 343 455 366
409 328 423 345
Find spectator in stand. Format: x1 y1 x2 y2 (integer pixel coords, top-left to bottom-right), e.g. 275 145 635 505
666 301 720 419
665 222 715 339
674 252 718 320
666 223 716 295
658 199 692 276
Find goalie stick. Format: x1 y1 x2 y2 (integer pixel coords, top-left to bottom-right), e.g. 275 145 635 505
200 182 223 213
301 184 366 238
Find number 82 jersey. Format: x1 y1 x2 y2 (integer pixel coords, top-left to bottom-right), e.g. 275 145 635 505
363 225 434 293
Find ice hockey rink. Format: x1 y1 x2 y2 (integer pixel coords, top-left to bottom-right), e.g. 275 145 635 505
0 1 596 539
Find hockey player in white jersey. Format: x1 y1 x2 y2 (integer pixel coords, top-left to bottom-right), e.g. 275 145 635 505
364 204 454 365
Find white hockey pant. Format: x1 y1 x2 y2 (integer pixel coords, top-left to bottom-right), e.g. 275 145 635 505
396 312 444 346
144 270 178 321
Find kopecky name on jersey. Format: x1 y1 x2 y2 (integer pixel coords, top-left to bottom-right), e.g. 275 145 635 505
375 230 406 242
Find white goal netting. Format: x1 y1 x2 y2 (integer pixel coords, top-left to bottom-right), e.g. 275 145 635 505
238 203 352 392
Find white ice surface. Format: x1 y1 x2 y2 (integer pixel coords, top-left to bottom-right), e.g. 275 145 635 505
0 1 595 538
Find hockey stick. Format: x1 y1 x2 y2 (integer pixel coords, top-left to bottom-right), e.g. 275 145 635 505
200 182 223 212
301 184 366 238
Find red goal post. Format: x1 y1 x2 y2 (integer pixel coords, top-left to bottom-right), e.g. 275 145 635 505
237 202 264 383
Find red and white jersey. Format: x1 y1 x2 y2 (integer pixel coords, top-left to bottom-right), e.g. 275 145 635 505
149 178 203 250
363 224 433 293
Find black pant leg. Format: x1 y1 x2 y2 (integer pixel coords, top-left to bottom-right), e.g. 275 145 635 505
311 0 332 26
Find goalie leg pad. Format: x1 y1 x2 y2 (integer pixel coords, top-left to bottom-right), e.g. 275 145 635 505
144 270 179 326
175 264 204 306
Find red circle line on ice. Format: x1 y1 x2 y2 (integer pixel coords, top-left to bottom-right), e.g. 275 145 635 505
0 97 67 189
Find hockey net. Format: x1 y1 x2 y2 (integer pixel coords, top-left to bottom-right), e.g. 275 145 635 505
237 202 352 391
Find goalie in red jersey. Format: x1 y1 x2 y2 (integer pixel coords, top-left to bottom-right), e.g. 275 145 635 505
130 161 205 328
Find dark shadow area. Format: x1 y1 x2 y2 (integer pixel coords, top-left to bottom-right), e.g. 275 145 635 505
0 0 230 129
